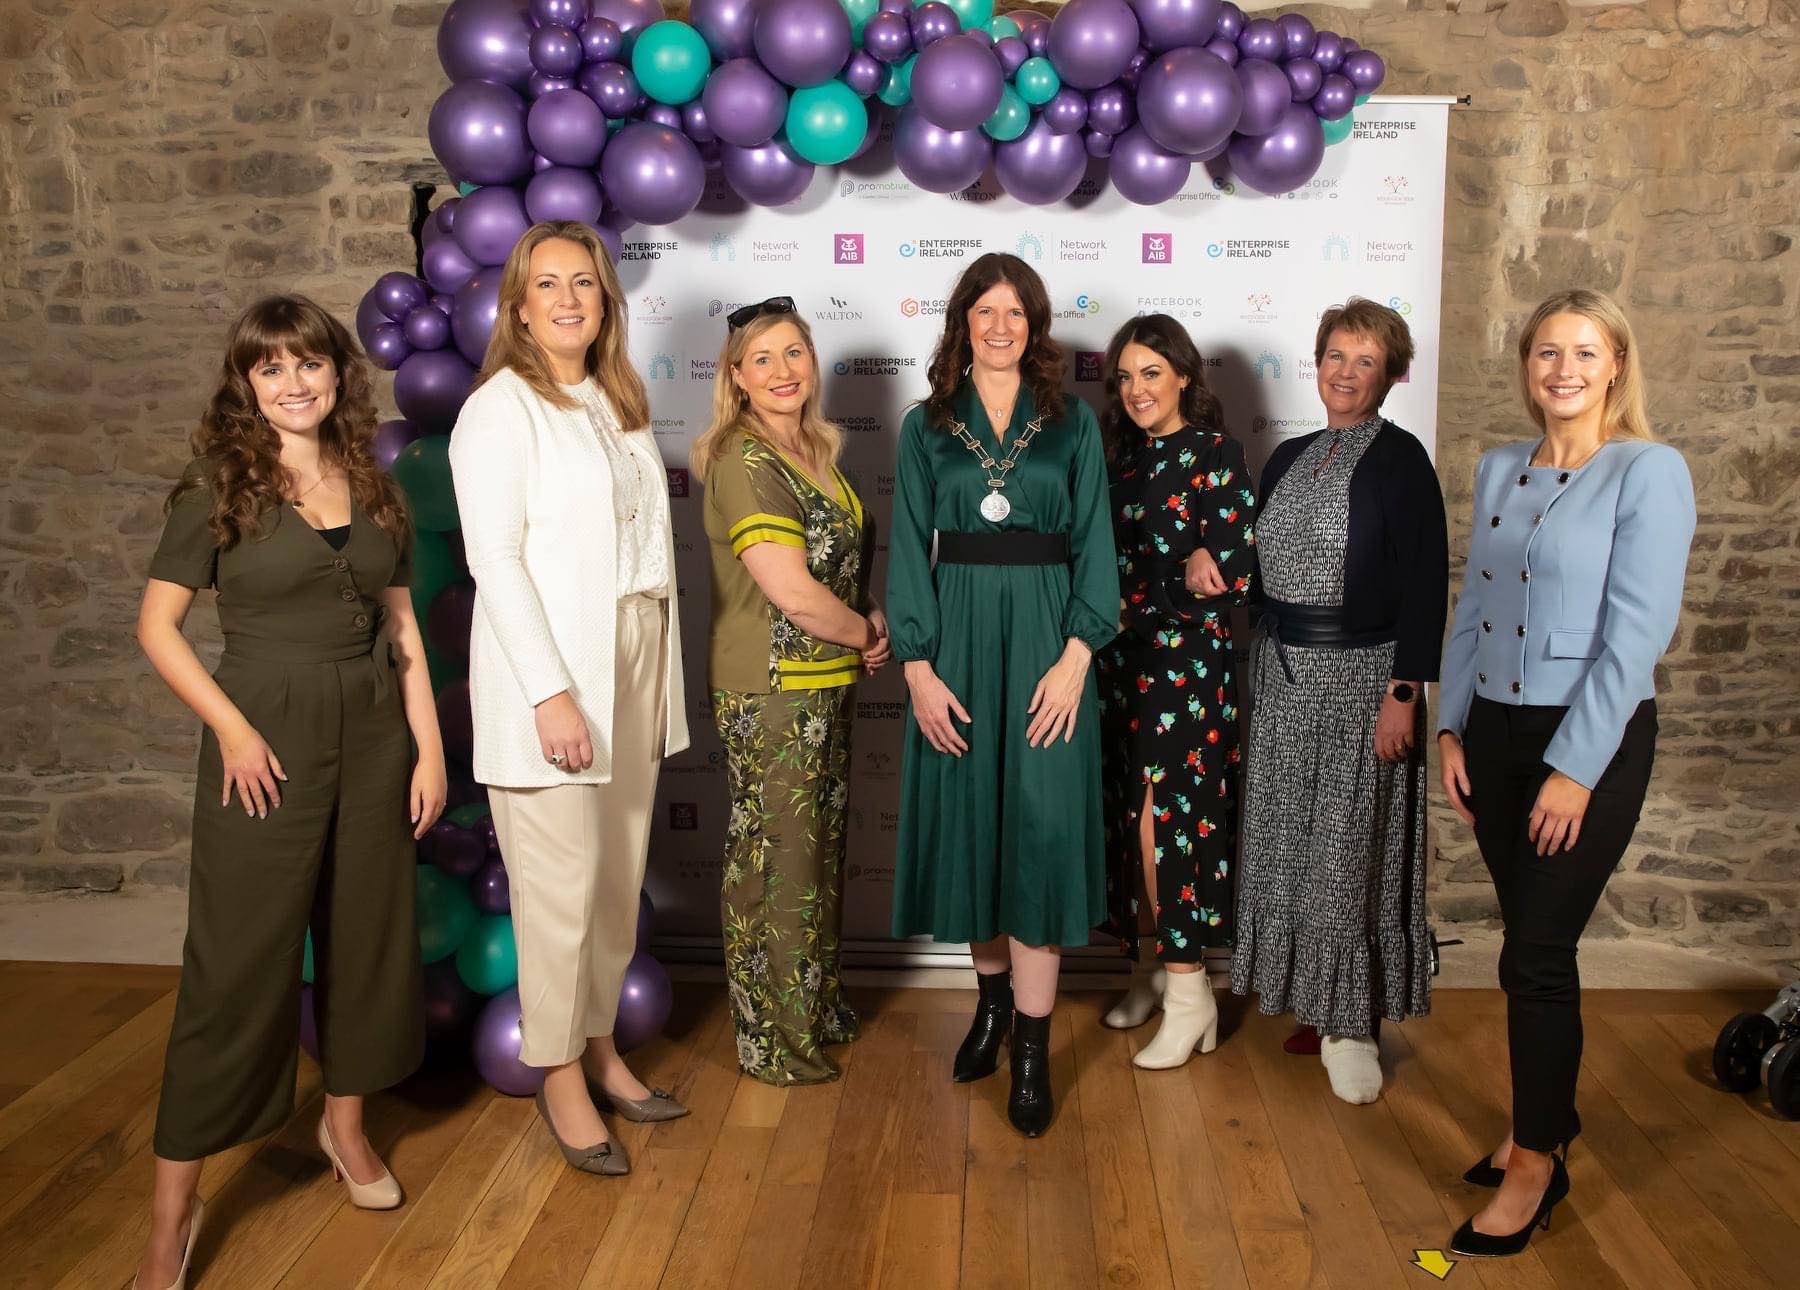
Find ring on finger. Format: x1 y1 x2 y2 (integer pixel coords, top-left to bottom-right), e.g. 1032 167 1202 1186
549 753 565 765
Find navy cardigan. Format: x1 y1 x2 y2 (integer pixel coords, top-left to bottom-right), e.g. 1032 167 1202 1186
1256 420 1449 682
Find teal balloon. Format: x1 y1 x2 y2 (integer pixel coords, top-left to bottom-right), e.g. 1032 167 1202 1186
446 801 491 830
1013 55 1059 106
391 437 459 532
455 913 519 995
983 85 1030 141
986 15 1020 40
409 527 465 630
878 54 916 107
1322 112 1354 146
840 0 879 42
786 81 869 165
302 929 315 984
1355 93 1371 106
417 864 477 964
940 0 995 28
631 20 711 105
457 181 478 196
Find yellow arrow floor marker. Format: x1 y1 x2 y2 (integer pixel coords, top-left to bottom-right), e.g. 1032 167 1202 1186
1411 1249 1457 1280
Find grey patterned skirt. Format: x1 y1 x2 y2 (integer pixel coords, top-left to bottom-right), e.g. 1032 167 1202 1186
1229 636 1432 1037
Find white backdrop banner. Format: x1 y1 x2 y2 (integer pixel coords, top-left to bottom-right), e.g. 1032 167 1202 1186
623 100 1450 944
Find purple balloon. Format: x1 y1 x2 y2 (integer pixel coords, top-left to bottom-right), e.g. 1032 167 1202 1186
428 583 477 668
372 418 422 470
530 22 583 76
862 10 913 64
993 35 1028 77
1121 46 1150 89
421 818 486 878
581 60 645 118
527 164 604 222
1234 58 1289 137
994 115 1089 204
431 291 456 313
1109 123 1190 203
909 3 961 50
912 34 1003 132
1284 57 1322 103
1312 72 1353 121
690 0 759 60
1227 101 1324 194
702 58 789 148
367 323 412 371
1311 31 1344 74
477 812 501 855
600 122 706 224
422 957 480 1039
613 950 673 1054
299 983 319 1062
473 988 544 1095
1046 0 1141 90
436 675 475 765
1236 17 1280 62
527 72 577 99
682 98 716 141
470 858 512 915
529 88 608 166
425 196 460 243
1203 35 1237 67
356 288 390 353
643 102 683 129
1340 37 1361 57
1087 81 1134 135
453 184 532 266
395 350 478 431
582 16 623 61
532 0 585 24
439 0 535 86
587 0 663 43
1010 8 1050 56
720 139 816 205
429 80 533 186
879 0 909 11
404 306 453 352
374 271 430 323
451 269 503 367
1277 12 1316 59
1214 1 1243 40
893 106 993 192
1136 46 1240 156
1130 0 1220 52
1342 49 1385 94
1044 85 1088 134
424 235 481 294
636 889 655 948
845 50 885 96
532 152 557 172
754 0 853 88
1084 126 1115 157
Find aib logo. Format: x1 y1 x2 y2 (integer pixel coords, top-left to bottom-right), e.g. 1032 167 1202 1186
1322 234 1351 262
898 241 917 258
1253 352 1282 380
1015 232 1044 260
834 233 864 264
1246 292 1272 313
710 234 736 262
1384 175 1410 195
668 803 697 830
648 352 677 380
1205 242 1224 259
899 297 921 317
1142 233 1171 264
1387 295 1414 316
1074 294 1100 314
1075 351 1105 382
666 467 690 498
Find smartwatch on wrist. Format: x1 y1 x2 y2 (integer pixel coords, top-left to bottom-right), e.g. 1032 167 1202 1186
1387 681 1417 703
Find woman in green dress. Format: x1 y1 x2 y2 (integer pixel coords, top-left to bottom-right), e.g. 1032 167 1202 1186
887 253 1118 1137
693 298 892 1085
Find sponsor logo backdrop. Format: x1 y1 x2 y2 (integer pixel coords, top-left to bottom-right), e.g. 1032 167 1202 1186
622 103 1450 944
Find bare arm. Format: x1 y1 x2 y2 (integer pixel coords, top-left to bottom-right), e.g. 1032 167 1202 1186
379 586 448 837
740 543 877 652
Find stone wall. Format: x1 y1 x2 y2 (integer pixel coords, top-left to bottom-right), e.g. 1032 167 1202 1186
1 1 1794 962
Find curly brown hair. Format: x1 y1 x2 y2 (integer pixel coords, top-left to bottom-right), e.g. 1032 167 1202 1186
175 295 408 548
922 252 1066 430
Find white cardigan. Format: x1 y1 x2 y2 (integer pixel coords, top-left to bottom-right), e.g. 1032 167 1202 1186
448 367 689 787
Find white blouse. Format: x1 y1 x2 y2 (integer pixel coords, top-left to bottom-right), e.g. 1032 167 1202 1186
562 381 670 599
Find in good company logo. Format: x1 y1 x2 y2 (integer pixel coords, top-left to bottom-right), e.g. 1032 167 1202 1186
648 352 677 380
834 233 864 264
1142 233 1171 264
710 233 735 262
1015 232 1044 260
899 297 948 317
1322 234 1351 262
1075 351 1106 382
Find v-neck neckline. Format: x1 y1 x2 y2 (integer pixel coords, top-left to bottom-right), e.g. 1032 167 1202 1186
770 444 858 522
289 500 360 552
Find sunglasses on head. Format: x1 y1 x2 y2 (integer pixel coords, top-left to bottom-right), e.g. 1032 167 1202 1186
726 296 797 331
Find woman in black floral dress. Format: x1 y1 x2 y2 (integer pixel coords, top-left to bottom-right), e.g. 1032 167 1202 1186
1095 315 1257 1069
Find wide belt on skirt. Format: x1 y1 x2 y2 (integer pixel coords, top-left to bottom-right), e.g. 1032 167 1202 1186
936 530 1071 566
1255 597 1396 683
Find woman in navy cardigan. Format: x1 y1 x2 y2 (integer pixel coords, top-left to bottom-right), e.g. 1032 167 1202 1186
1438 289 1695 1257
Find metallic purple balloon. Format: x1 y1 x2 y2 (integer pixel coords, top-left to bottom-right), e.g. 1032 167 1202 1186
643 102 683 129
1109 123 1190 203
299 983 319 1061
1130 0 1220 52
532 152 557 173
428 580 478 664
374 271 430 322
613 950 673 1053
1047 0 1141 90
845 50 885 96
395 350 478 431
581 60 645 118
754 0 853 88
530 23 583 76
893 106 993 192
702 58 789 148
424 196 460 247
529 87 608 166
470 858 511 915
436 677 474 764
422 958 479 1039
583 219 624 263
636 889 655 948
1227 101 1324 194
912 34 1004 132
1203 35 1237 67
1340 37 1361 56
404 305 453 351
477 812 500 855
965 28 993 48
1342 49 1385 94
451 269 504 366
429 80 533 185
527 72 576 99
1084 126 1114 157
453 184 532 266
719 139 816 205
526 164 605 223
1214 1 1242 40
993 35 1028 77
682 98 716 142
367 323 412 371
581 15 623 62
533 0 585 24
600 122 706 224
1136 46 1241 156
1086 81 1134 135
587 0 663 43
1009 8 1049 56
1277 12 1315 59
909 2 960 50
372 418 422 470
1284 57 1322 103
431 291 457 313
1236 17 1280 62
1234 57 1289 137
879 0 909 11
862 10 913 64
690 0 759 60
1044 85 1088 134
1312 72 1353 121
356 289 390 352
1311 31 1344 74
994 115 1089 204
422 818 485 877
438 0 535 86
1120 46 1149 89
472 988 544 1095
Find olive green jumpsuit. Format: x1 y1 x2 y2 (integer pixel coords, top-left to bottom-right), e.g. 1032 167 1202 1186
149 461 424 1160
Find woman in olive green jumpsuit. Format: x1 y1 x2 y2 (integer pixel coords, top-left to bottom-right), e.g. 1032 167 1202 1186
133 297 444 1290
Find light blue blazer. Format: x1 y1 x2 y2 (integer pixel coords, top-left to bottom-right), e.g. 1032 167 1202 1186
1437 437 1695 788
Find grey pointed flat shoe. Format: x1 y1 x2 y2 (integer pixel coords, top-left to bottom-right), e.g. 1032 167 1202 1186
535 1087 630 1175
588 1079 690 1123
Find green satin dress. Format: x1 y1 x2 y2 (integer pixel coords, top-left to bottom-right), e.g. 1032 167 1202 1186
886 384 1119 948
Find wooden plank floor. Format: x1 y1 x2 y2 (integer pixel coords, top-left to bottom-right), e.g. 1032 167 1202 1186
0 963 1794 1289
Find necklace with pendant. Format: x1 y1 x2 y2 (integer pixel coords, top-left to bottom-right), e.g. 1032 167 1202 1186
950 413 1045 524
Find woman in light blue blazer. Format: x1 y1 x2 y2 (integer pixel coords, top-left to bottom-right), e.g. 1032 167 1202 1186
1437 289 1695 1258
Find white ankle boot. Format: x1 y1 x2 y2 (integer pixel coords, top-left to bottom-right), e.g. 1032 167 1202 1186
1132 970 1219 1068
1320 1034 1383 1104
1102 956 1165 1029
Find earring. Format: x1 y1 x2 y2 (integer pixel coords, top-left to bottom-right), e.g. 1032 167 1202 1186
1608 377 1616 387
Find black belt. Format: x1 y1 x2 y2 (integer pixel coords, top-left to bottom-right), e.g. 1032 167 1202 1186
937 530 1070 566
1255 598 1395 682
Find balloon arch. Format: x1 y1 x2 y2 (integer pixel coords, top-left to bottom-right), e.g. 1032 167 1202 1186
356 0 1386 1095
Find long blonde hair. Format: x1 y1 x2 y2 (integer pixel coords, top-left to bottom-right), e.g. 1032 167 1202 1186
471 220 650 430
689 310 843 480
1516 288 1653 442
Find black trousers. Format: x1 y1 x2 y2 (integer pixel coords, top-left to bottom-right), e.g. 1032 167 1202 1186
1462 695 1657 1152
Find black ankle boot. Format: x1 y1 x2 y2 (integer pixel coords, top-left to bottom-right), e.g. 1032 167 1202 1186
953 971 1012 1083
1007 1009 1054 1137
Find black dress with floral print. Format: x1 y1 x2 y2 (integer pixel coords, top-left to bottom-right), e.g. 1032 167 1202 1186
1096 425 1257 962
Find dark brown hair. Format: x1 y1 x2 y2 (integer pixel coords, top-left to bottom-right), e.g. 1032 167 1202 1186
1313 296 1414 397
174 295 407 548
1100 313 1224 468
922 252 1066 429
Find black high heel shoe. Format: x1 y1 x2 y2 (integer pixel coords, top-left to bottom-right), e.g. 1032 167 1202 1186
1462 1109 1580 1188
1007 1009 1055 1137
1450 1155 1570 1258
953 970 1013 1083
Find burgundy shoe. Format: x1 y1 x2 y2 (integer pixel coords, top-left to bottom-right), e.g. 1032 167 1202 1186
1283 1024 1322 1055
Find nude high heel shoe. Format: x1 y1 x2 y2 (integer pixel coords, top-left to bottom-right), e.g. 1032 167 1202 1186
136 1195 204 1290
1131 970 1219 1069
317 1116 404 1209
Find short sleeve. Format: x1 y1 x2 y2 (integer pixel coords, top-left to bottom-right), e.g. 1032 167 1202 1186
147 465 220 590
709 438 805 556
388 515 415 588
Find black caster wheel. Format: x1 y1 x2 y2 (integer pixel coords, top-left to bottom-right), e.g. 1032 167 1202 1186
1713 1011 1778 1093
1769 1039 1800 1120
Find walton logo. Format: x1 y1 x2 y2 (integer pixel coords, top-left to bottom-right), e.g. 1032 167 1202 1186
1206 242 1224 259
834 233 864 264
1253 352 1282 380
1322 234 1351 262
1075 351 1105 382
710 234 735 262
648 352 677 380
1016 232 1044 260
1142 233 1171 264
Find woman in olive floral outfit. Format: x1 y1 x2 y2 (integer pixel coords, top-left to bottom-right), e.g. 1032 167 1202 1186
694 299 890 1084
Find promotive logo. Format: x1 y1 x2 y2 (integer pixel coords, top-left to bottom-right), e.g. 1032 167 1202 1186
1016 232 1044 260
834 233 864 264
1075 351 1105 382
1322 234 1351 262
648 352 677 380
707 298 724 317
1142 233 1171 264
710 234 735 262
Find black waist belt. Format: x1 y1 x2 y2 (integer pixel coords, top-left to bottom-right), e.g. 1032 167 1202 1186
1256 597 1395 682
937 530 1070 566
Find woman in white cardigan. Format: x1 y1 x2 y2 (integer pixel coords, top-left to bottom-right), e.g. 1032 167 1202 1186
449 221 690 1176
